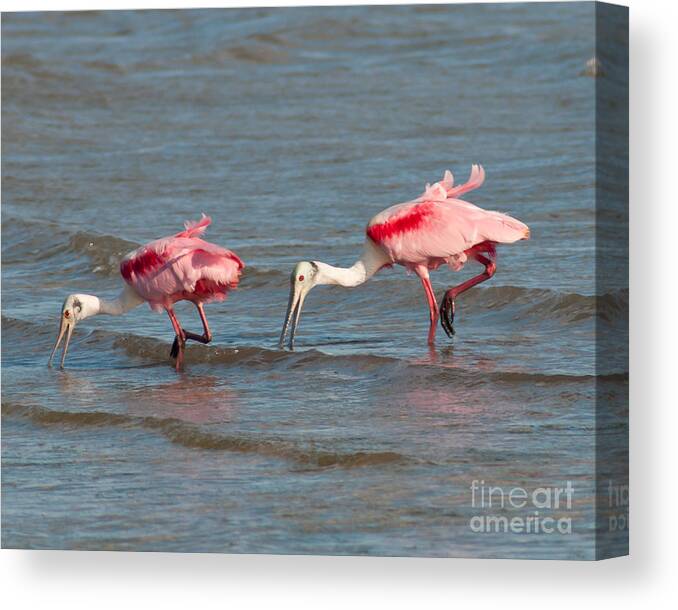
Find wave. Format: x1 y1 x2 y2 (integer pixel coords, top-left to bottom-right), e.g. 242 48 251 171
113 332 627 383
2 52 44 71
112 332 404 374
461 285 628 323
2 401 407 469
190 39 291 66
351 283 627 325
66 231 139 275
3 216 627 325
3 314 626 387
240 266 289 287
2 215 288 283
1 315 54 335
2 215 138 275
425 367 627 387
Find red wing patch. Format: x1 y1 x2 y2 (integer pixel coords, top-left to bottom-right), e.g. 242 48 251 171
366 203 433 244
120 248 166 281
464 240 497 261
192 279 230 299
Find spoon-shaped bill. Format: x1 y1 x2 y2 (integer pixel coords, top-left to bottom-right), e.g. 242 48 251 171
279 282 296 349
47 316 74 369
288 291 307 351
60 322 74 368
279 281 307 351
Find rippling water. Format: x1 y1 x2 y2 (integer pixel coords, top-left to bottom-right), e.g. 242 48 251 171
2 5 627 558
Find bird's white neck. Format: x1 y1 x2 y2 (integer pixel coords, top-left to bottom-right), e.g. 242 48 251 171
314 241 391 288
76 285 145 320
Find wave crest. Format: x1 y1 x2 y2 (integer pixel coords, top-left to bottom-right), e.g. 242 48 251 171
2 401 407 469
464 285 628 323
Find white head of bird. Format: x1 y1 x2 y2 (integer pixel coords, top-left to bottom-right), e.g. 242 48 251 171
48 294 100 369
278 262 318 351
48 287 144 369
278 244 390 350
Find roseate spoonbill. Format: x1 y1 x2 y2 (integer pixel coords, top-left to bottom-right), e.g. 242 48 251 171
48 214 244 370
279 165 529 349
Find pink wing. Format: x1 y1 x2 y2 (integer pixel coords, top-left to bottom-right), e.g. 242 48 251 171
175 213 212 239
366 166 529 270
120 216 244 311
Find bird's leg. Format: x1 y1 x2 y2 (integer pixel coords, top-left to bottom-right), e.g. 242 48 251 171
166 308 186 371
440 254 496 337
181 303 213 345
419 275 440 346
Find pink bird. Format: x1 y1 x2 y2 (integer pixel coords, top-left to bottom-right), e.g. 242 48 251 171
48 214 244 370
280 165 529 349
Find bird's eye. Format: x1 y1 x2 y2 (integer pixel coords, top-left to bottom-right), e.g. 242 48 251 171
298 275 304 282
64 311 70 318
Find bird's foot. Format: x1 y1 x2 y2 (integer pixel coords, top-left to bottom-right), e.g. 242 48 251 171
170 332 187 370
170 336 180 359
182 329 211 345
440 292 456 338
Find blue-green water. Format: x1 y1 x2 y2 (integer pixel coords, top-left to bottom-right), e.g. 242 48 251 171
2 4 627 558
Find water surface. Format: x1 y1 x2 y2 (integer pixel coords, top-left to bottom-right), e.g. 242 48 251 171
2 4 627 558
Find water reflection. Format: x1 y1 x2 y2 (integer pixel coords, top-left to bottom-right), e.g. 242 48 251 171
121 375 241 424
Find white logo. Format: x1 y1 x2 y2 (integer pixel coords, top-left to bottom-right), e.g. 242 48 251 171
469 480 575 535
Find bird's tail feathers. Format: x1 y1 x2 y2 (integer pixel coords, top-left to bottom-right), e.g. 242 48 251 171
445 164 485 199
481 211 530 244
177 213 212 238
441 169 454 191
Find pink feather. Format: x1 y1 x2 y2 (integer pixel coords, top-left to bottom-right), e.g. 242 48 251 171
445 164 485 199
366 164 529 273
176 213 212 239
120 216 244 313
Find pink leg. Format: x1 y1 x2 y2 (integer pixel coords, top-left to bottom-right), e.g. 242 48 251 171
421 276 439 345
440 253 496 337
415 267 439 345
194 303 213 343
166 308 186 371
176 303 213 345
169 303 213 365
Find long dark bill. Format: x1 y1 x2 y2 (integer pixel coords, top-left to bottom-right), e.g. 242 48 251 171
278 281 306 351
47 317 74 369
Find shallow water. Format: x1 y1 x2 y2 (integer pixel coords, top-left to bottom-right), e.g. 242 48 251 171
2 4 627 558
